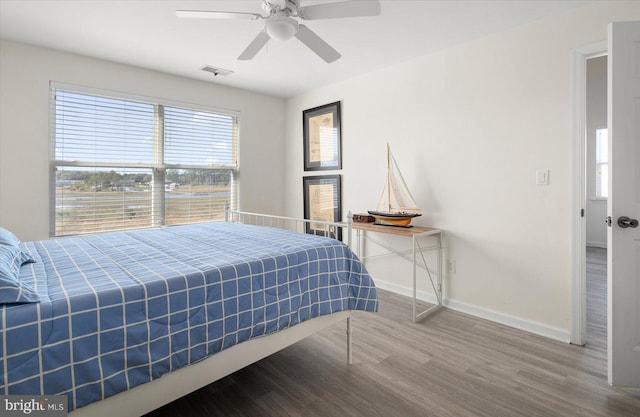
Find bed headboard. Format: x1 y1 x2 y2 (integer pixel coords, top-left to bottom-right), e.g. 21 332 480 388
224 203 353 246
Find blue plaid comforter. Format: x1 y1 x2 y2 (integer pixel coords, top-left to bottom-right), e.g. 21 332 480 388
0 222 377 411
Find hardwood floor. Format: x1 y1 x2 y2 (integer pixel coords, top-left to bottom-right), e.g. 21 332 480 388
586 247 607 356
146 252 639 417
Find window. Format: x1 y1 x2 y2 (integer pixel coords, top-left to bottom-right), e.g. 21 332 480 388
595 128 608 199
51 86 238 236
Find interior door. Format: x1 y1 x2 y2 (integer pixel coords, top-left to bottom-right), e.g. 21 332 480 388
607 20 640 387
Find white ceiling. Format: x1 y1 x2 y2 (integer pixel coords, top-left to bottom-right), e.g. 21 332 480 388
0 0 594 98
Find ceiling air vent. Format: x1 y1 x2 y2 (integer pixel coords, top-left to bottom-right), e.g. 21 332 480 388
202 66 233 77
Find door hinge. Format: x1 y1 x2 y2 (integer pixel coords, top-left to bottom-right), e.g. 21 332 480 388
581 208 585 218
606 216 612 227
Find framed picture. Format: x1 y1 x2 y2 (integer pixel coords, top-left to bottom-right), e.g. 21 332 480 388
303 101 342 171
303 175 342 240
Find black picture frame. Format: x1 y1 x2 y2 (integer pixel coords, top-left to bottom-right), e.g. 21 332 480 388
303 175 342 240
303 101 342 171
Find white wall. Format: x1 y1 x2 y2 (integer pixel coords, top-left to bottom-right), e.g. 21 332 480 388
0 40 286 241
586 55 608 248
283 2 640 340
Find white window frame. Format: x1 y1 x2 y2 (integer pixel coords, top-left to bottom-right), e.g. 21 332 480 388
49 82 239 236
595 127 608 200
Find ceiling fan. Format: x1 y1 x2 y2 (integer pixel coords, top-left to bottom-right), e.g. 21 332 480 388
176 0 381 63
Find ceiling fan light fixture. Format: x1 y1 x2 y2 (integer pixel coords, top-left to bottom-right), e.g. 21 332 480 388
265 15 298 41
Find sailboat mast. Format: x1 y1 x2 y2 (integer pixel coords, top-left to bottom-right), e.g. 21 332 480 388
386 142 391 212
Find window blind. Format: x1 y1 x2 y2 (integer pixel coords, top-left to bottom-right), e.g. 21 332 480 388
51 86 239 236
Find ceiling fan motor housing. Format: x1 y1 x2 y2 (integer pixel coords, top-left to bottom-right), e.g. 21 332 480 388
265 15 299 41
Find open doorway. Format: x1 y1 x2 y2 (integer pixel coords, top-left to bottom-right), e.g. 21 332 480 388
573 23 640 387
570 40 606 348
585 55 607 353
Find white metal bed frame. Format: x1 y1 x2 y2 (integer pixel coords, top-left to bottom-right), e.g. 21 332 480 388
70 210 356 417
224 207 353 247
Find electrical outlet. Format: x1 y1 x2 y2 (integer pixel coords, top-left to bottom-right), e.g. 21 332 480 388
447 259 456 274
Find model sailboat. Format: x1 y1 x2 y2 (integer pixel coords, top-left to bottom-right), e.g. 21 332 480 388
368 143 422 227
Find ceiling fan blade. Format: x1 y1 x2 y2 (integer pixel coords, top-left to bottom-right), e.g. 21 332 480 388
295 25 341 63
176 10 263 20
238 31 271 60
298 0 380 20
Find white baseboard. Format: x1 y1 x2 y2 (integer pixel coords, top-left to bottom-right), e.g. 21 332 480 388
375 280 440 305
586 241 607 249
374 280 570 343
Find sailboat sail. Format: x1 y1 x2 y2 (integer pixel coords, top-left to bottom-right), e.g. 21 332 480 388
369 143 421 227
375 144 420 214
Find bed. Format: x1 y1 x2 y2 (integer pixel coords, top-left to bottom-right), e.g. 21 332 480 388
0 211 378 416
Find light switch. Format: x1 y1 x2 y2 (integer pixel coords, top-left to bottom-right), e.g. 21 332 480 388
536 169 549 185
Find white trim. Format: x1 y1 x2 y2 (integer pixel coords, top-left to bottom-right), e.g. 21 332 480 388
374 279 569 343
570 46 587 346
570 41 607 347
443 298 569 343
375 279 439 305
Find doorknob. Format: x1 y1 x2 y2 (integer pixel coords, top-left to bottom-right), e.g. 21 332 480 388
617 216 639 228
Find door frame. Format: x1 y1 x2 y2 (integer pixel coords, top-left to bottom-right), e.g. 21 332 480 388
570 41 607 346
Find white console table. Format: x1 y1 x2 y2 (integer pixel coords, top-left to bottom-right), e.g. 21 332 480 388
350 222 443 322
